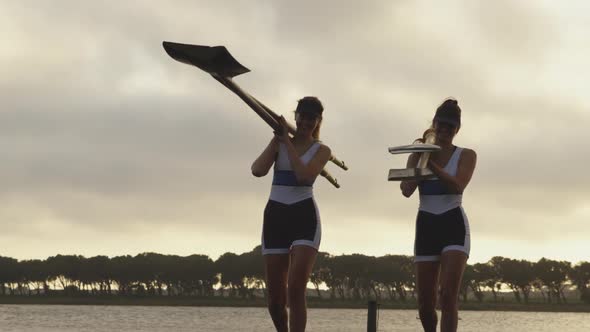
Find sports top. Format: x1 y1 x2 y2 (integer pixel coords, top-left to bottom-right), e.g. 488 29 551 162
269 142 321 205
418 147 464 214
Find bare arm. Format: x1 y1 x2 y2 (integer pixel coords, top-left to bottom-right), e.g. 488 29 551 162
428 148 477 193
283 141 332 185
400 153 421 197
273 116 332 185
251 137 278 177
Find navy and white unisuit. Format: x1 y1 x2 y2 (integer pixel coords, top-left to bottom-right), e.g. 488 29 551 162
261 142 322 255
414 146 471 262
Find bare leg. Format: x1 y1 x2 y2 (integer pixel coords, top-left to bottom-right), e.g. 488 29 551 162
439 251 468 332
265 254 290 332
415 261 441 332
288 246 318 332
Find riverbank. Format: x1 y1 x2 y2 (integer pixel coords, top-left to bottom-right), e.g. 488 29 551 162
1 296 588 312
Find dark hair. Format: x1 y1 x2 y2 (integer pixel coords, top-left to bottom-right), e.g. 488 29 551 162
296 96 324 115
295 96 323 139
433 98 461 128
414 98 461 143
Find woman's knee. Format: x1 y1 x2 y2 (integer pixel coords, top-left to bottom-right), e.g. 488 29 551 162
267 297 286 314
439 287 459 311
417 289 437 309
267 286 287 305
287 280 307 300
418 300 436 315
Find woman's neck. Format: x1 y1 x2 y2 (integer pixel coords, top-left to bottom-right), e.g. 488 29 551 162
438 141 454 151
293 133 314 143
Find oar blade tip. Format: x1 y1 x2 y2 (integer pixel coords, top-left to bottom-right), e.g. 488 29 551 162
162 41 250 77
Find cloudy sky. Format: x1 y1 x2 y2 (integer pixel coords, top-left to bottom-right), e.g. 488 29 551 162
1 0 588 264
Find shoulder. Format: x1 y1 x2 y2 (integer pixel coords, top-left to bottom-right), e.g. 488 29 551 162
310 142 331 161
317 142 331 156
459 147 477 164
460 147 476 158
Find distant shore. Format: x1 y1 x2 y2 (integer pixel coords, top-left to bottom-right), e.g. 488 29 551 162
1 296 589 313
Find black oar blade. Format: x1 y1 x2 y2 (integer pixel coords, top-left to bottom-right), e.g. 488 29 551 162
163 41 250 77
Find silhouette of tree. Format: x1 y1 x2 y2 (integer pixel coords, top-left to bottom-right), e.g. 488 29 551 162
0 250 588 306
491 257 534 303
239 247 264 299
45 255 84 294
534 258 571 303
570 262 590 303
19 259 49 296
110 255 134 295
0 256 19 295
309 251 330 299
216 252 247 298
325 254 351 299
375 255 414 302
84 255 113 295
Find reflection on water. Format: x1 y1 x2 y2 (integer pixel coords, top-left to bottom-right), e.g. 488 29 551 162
1 305 589 332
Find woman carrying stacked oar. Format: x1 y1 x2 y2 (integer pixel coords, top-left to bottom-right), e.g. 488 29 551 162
400 99 477 332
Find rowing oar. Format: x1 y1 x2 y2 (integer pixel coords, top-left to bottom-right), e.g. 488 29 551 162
387 130 438 181
162 41 346 188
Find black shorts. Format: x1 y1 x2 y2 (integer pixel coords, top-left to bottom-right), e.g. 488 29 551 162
261 198 321 255
414 206 470 262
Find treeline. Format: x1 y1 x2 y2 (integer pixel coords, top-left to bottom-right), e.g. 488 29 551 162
1 247 589 304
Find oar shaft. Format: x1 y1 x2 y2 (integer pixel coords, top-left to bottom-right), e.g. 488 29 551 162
320 170 340 188
417 132 436 169
213 75 280 131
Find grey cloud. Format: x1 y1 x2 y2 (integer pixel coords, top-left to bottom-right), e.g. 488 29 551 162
462 1 560 61
0 1 586 259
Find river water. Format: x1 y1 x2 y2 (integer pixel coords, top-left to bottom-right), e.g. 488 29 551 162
1 305 589 331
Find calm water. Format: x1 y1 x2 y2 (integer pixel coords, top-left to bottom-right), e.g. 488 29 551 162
1 305 589 331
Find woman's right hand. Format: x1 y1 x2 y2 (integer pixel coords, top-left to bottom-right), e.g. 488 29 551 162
274 116 290 143
400 180 419 197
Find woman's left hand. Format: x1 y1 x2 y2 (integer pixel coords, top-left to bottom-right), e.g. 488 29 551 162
428 159 443 175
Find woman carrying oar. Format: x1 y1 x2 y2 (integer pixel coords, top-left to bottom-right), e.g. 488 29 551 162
251 96 331 332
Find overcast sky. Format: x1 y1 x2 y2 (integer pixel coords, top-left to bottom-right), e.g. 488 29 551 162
1 0 589 264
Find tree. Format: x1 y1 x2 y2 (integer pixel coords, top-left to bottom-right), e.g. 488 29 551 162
19 259 49 295
0 256 20 295
84 255 114 295
110 255 134 295
45 255 85 294
569 262 590 303
460 264 486 302
375 255 414 302
477 262 502 302
491 256 534 303
309 251 330 299
534 258 571 303
216 252 247 298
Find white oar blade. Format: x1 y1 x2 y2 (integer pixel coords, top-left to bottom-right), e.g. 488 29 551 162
388 168 436 181
388 144 440 155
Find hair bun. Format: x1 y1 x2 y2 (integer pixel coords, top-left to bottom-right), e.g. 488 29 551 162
446 98 458 106
434 98 461 127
